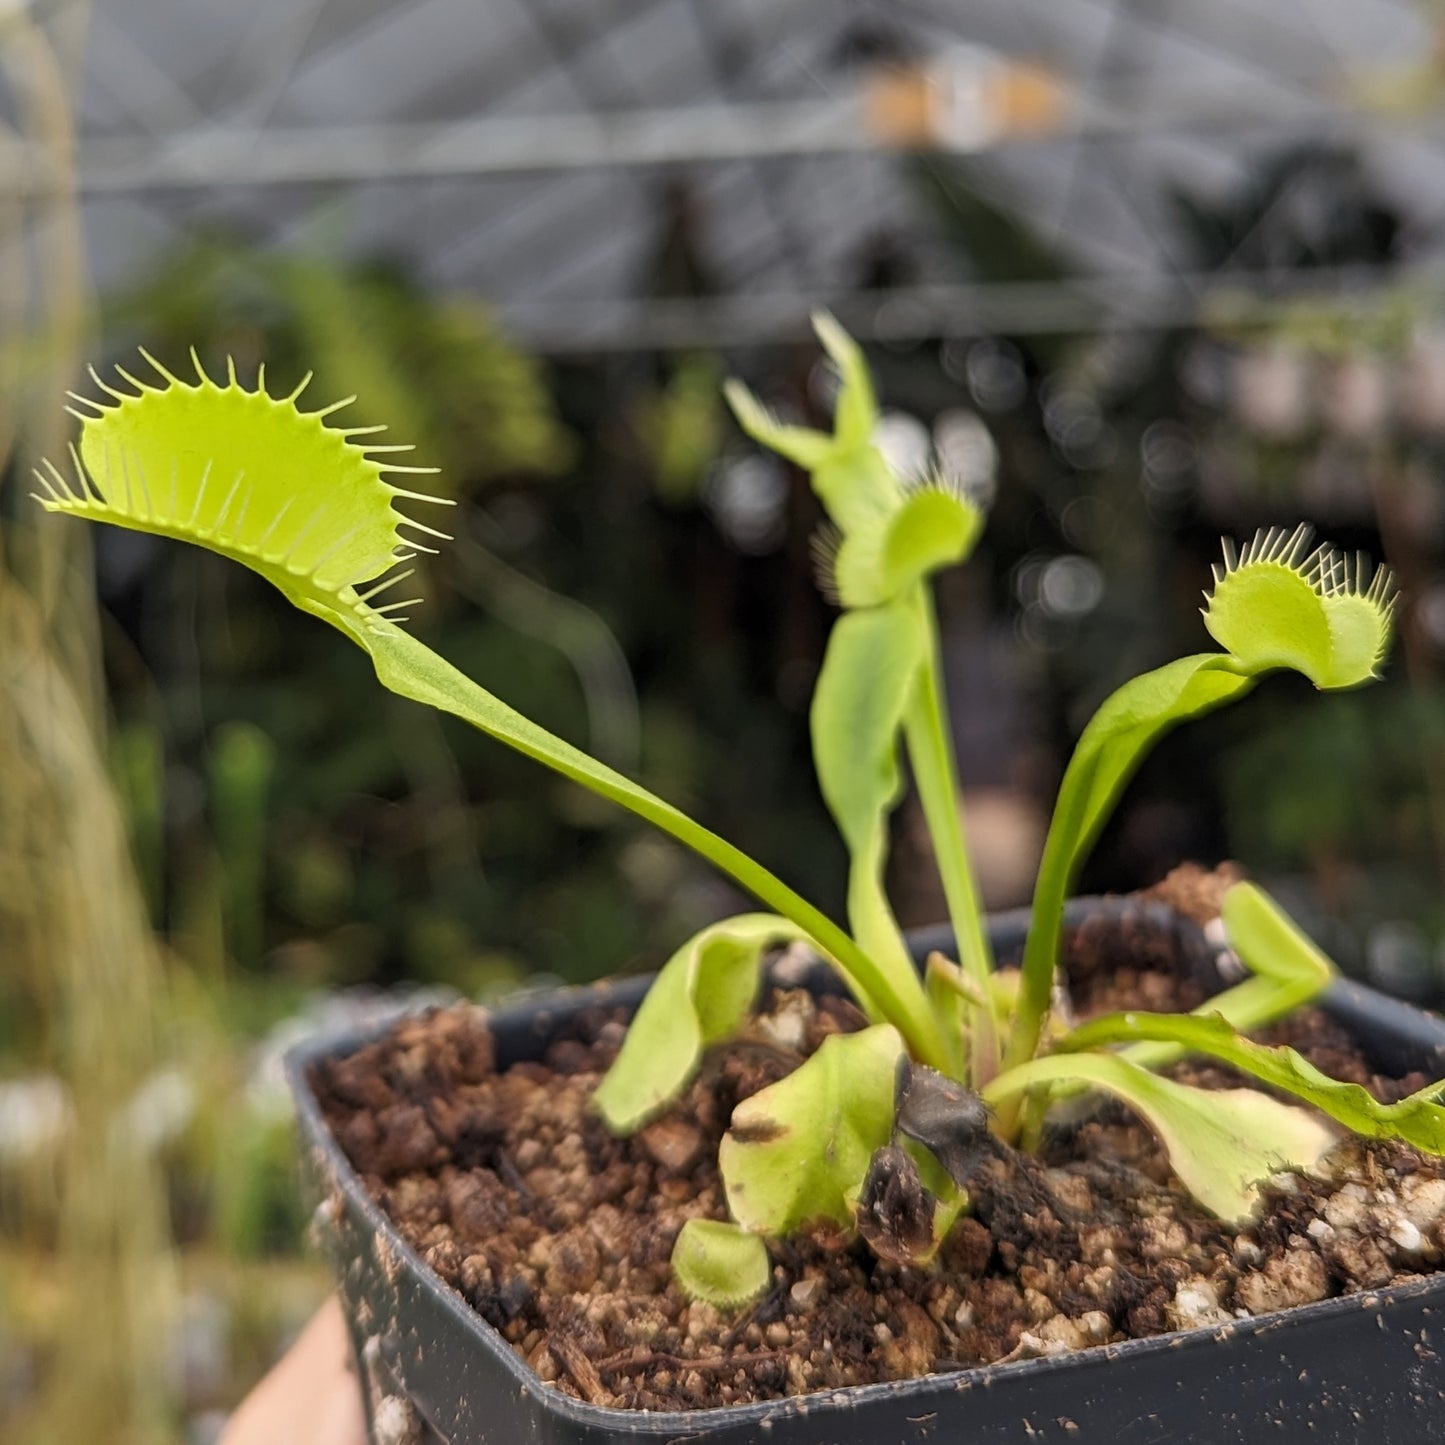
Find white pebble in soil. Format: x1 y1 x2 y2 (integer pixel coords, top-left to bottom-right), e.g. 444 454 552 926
1168 1277 1233 1331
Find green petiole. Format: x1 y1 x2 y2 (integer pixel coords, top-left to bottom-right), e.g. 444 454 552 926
900 585 997 1083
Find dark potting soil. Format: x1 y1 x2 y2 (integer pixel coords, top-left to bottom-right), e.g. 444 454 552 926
310 867 1445 1411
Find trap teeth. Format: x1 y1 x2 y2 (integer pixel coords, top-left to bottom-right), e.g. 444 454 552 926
43 350 451 627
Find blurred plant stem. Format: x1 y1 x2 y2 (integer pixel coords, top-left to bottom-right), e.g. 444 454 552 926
2 583 179 1445
453 518 641 773
0 7 179 1443
0 4 100 715
209 721 276 972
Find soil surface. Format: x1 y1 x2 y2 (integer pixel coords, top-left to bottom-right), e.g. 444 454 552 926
311 866 1445 1411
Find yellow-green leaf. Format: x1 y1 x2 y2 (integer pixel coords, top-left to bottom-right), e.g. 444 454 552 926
832 487 984 609
1112 882 1337 1074
809 604 924 1003
593 914 807 1133
983 1051 1336 1222
1203 525 1395 690
720 1024 904 1236
671 1220 772 1308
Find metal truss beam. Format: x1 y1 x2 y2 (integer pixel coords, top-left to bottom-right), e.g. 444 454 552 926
0 83 1390 197
487 263 1443 352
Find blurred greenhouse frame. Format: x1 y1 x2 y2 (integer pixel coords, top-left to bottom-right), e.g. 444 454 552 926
5 1 1445 1440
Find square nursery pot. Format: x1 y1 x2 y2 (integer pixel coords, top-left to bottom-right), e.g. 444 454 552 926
288 898 1445 1445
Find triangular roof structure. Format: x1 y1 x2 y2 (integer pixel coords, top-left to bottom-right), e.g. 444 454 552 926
34 0 1445 350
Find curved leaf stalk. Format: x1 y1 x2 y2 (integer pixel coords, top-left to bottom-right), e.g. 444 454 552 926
367 628 951 1067
901 586 997 1084
1114 881 1335 1073
1058 1010 1445 1155
34 357 953 1073
1002 656 1255 1097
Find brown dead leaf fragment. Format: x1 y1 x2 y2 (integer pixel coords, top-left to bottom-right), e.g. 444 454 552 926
856 1146 937 1265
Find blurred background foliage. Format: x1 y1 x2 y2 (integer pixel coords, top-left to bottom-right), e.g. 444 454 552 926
8 4 1445 1441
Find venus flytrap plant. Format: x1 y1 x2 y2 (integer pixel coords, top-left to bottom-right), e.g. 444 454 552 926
34 328 1445 1318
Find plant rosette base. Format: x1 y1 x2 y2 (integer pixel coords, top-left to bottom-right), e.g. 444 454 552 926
290 879 1445 1445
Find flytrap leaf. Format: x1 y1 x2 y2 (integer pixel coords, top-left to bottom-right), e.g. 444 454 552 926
730 317 994 1081
1063 1011 1445 1156
730 313 984 599
982 1051 1338 1222
809 603 926 1014
37 354 953 1073
830 485 984 610
38 354 450 635
1009 524 1396 1080
1204 524 1396 690
1113 882 1337 1073
593 914 807 1133
670 1219 771 1308
719 1024 903 1236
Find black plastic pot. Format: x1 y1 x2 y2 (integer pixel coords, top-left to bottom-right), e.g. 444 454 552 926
288 899 1445 1444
